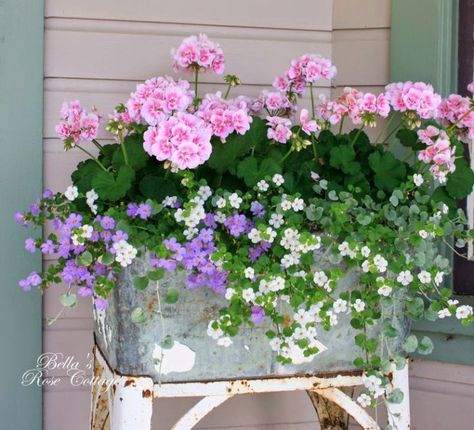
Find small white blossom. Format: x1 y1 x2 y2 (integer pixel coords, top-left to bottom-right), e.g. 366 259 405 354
438 308 451 319
418 271 432 284
248 228 261 244
373 255 388 273
361 246 371 258
291 198 305 212
333 299 348 314
378 285 392 297
80 224 93 239
269 276 286 292
397 270 413 286
258 280 271 294
419 230 429 239
64 185 78 201
272 174 285 186
456 305 473 320
357 393 372 408
293 327 306 340
413 174 424 186
86 189 98 214
197 185 212 201
269 337 283 351
434 272 444 286
353 299 366 312
361 260 371 273
280 199 292 211
242 288 256 303
215 211 226 223
228 193 243 209
216 197 226 208
269 213 284 228
113 240 137 267
244 267 255 280
313 271 328 287
207 321 223 339
448 299 459 306
225 288 236 300
257 180 269 192
184 227 198 240
338 241 356 258
441 204 449 214
217 337 233 347
310 171 320 182
162 196 177 207
327 310 338 326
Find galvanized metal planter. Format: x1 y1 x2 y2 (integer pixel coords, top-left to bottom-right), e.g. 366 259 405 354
91 254 411 430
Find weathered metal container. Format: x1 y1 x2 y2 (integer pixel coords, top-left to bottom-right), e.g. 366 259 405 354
94 253 408 384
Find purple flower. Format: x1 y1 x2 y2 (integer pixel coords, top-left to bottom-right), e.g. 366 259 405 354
250 201 266 218
52 218 62 230
126 203 139 217
94 296 108 310
248 241 271 262
25 238 36 253
156 258 177 271
40 240 55 255
42 189 54 199
203 213 217 229
137 203 152 220
251 305 266 324
66 213 82 228
78 286 93 297
19 271 42 290
29 201 41 216
224 214 249 237
112 230 128 242
14 212 28 227
100 230 112 243
100 216 116 230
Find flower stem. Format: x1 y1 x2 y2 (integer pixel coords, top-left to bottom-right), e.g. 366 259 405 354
448 106 474 131
349 126 365 146
309 83 316 119
374 113 394 143
281 147 294 162
91 139 104 150
118 130 129 166
193 66 200 105
338 115 345 135
224 83 232 100
76 144 108 172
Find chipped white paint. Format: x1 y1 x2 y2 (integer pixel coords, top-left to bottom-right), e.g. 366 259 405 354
153 341 196 375
285 340 328 365
92 346 410 430
93 307 112 348
387 361 410 430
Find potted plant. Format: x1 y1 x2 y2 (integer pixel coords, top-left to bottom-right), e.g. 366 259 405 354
16 34 474 413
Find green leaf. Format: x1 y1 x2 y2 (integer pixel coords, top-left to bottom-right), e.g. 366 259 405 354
386 388 404 404
77 251 93 267
112 134 148 170
368 151 407 193
382 320 398 338
131 307 148 325
396 128 425 150
92 165 135 201
417 336 434 355
406 297 424 319
164 287 179 304
148 268 165 281
100 252 114 265
133 276 149 290
139 175 178 201
236 156 281 187
329 145 356 171
446 158 474 200
71 159 104 192
60 293 77 309
160 334 174 349
402 334 418 353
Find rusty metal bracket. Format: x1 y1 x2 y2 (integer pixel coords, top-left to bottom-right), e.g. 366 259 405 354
90 345 410 430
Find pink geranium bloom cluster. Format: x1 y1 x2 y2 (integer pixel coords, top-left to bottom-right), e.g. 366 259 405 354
274 54 336 95
266 116 292 144
55 100 100 147
299 109 319 135
196 92 252 142
385 81 441 121
436 92 474 143
253 91 295 117
171 34 225 75
418 126 456 183
143 112 213 169
316 88 389 127
125 76 194 126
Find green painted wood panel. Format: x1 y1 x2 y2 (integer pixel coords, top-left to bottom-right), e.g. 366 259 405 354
391 0 474 365
0 0 43 427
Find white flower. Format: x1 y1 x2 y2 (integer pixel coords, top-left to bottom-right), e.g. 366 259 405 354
184 227 198 240
229 193 242 209
113 240 137 267
419 230 428 239
397 270 413 286
225 288 236 300
162 196 177 207
258 280 270 294
248 228 261 244
438 308 451 319
448 299 459 306
64 185 78 201
361 260 371 273
441 204 449 214
333 299 348 314
361 246 371 258
294 308 311 325
456 305 473 320
292 198 305 212
269 213 284 228
280 199 292 211
217 337 233 347
272 174 285 186
214 211 226 223
362 374 382 393
262 227 277 243
216 197 226 208
242 288 256 303
310 171 320 182
377 285 392 297
313 271 328 287
244 267 255 280
281 253 300 268
86 189 98 202
207 321 223 340
418 271 432 284
269 337 282 351
257 180 269 192
357 393 372 408
293 327 306 340
353 299 366 312
434 272 444 286
413 174 424 186
269 276 286 292
327 310 338 326
80 224 93 239
373 255 388 273
338 241 356 258
197 185 212 201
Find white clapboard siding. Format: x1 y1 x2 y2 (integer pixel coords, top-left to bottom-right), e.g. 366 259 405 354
45 0 334 31
333 0 391 29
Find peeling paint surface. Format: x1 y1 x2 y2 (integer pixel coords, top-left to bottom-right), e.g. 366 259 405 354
93 307 112 348
153 341 196 375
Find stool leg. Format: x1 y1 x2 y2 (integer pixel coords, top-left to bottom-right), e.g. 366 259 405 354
90 348 110 429
109 376 154 430
307 387 353 430
387 361 410 430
